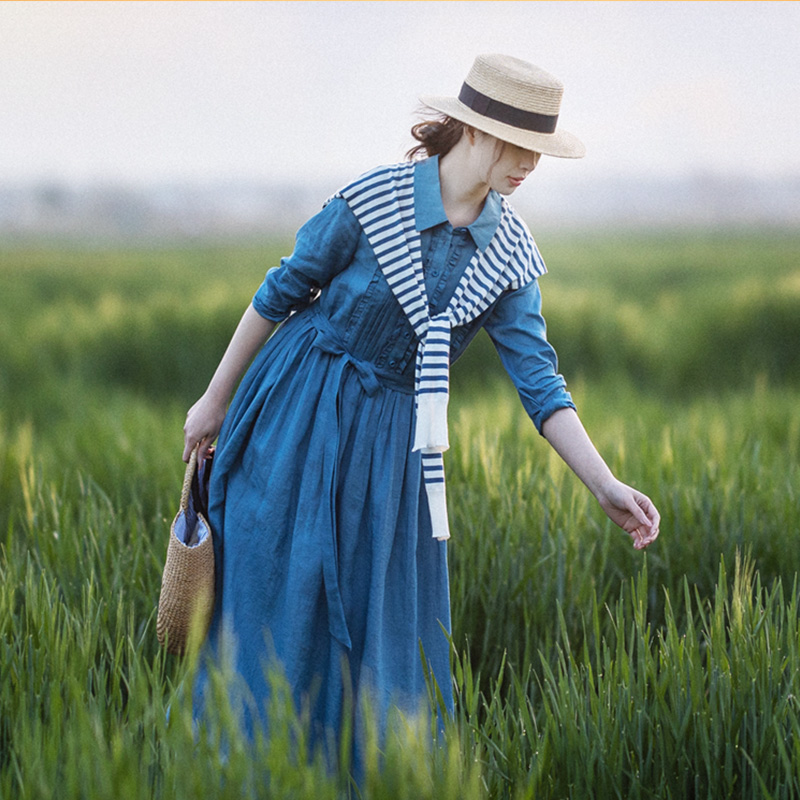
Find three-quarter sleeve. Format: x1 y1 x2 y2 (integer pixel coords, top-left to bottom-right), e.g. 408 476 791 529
252 196 362 322
483 278 576 434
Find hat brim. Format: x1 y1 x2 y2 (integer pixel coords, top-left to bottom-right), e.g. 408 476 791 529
419 95 586 159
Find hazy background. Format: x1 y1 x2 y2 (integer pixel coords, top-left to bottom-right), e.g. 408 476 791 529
2 0 799 237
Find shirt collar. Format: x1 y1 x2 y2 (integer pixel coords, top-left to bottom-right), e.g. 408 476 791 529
413 155 502 252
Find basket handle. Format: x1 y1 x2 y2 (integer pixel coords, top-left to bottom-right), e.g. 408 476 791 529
180 445 199 512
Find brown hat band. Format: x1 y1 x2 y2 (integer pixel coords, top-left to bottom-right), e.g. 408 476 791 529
458 83 559 135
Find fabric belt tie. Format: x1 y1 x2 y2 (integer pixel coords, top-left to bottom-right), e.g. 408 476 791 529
309 316 385 649
312 325 382 397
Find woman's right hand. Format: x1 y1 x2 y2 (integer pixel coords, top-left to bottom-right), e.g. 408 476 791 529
183 393 227 463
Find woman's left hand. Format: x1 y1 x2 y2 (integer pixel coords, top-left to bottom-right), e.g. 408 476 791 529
594 478 660 550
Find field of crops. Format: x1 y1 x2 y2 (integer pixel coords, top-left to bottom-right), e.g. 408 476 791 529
2 228 800 798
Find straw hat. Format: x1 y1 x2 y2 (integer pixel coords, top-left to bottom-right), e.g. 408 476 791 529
420 53 585 159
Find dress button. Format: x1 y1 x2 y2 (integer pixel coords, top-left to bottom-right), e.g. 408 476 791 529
389 359 396 367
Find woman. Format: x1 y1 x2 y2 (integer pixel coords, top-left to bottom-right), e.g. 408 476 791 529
183 54 660 756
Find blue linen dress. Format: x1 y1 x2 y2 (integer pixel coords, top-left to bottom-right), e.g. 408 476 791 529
194 156 575 757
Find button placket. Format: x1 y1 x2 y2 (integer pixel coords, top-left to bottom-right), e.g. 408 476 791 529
376 317 407 368
430 229 466 313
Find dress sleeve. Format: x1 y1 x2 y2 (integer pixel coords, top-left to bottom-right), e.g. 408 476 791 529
483 278 576 435
252 196 362 322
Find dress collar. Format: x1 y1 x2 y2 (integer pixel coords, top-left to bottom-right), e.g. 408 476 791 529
413 155 501 252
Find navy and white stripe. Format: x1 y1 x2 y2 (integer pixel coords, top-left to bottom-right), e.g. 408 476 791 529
337 161 546 540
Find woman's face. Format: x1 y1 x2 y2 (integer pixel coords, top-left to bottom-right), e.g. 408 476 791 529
472 131 541 195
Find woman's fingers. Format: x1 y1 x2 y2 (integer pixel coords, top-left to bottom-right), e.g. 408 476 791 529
616 488 660 550
183 409 211 463
183 397 225 462
627 495 651 529
631 500 660 549
182 436 200 463
196 437 214 464
183 424 215 463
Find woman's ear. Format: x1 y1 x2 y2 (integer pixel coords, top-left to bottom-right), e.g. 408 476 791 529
464 126 477 146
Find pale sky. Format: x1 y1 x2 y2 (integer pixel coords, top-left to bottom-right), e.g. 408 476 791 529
1 1 798 190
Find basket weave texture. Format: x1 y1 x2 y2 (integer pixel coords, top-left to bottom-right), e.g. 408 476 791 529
156 447 215 655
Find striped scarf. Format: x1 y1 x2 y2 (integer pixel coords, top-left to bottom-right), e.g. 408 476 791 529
336 160 547 540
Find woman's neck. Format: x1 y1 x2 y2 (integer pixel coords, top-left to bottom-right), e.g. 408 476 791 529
438 142 490 228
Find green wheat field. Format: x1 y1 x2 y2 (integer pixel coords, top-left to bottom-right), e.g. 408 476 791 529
2 228 800 798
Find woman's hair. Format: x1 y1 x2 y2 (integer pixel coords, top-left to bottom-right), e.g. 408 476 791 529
406 112 465 160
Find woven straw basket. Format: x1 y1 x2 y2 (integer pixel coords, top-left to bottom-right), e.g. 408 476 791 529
156 447 215 655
